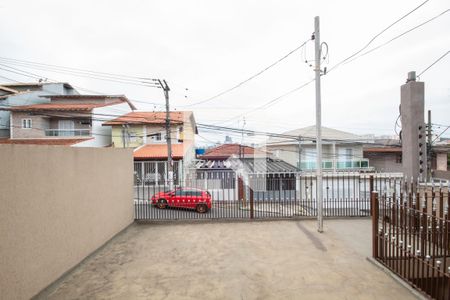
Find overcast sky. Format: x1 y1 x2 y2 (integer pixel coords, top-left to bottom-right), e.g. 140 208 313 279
0 0 449 145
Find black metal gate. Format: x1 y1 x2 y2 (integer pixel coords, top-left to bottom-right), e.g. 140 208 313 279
134 166 401 221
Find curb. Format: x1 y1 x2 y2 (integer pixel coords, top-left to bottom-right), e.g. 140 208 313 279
366 257 427 300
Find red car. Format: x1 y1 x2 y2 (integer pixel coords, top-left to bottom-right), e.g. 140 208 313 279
151 188 212 213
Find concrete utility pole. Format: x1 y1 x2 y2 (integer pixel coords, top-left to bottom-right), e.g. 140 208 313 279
314 16 324 233
400 71 426 181
298 136 302 170
159 79 174 190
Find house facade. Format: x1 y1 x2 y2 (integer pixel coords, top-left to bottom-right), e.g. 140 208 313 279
363 145 403 173
103 111 198 185
0 94 135 147
0 82 79 137
264 125 372 171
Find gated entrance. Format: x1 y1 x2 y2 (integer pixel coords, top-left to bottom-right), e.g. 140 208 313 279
134 165 403 221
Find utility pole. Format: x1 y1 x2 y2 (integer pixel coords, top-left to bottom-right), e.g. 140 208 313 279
427 110 432 181
159 79 174 190
314 16 324 233
298 137 302 170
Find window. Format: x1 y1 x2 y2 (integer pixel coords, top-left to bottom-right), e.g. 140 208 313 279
345 148 353 160
149 132 162 142
22 119 32 129
178 126 184 143
175 190 185 196
129 132 138 143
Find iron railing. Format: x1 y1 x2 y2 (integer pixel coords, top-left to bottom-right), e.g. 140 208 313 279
372 181 450 300
134 171 403 221
45 129 91 137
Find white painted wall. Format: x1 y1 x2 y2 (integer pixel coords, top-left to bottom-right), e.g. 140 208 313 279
74 103 133 147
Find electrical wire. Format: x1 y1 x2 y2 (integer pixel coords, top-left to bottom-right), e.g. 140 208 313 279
327 0 431 73
0 56 159 82
417 50 450 79
0 60 161 88
342 9 450 66
0 67 166 108
180 38 312 107
216 78 315 125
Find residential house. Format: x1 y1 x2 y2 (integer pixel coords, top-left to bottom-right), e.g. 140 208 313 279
0 82 79 137
431 140 450 180
264 125 372 171
363 138 402 172
102 111 197 185
195 143 299 201
0 94 136 147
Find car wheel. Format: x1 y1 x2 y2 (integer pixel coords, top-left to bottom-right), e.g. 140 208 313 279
196 204 208 213
157 199 168 209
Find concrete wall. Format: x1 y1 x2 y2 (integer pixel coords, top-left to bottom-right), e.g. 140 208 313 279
0 145 134 300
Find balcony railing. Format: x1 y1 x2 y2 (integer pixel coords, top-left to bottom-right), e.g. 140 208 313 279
45 129 91 137
299 159 371 170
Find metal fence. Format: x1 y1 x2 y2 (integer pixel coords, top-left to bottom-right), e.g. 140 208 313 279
134 170 403 221
372 181 450 300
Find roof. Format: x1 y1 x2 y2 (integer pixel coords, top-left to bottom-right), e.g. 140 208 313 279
0 85 19 94
363 147 402 153
102 111 190 126
0 138 93 146
41 94 137 110
133 144 188 160
195 157 298 173
200 144 268 160
267 125 362 145
1 82 74 89
1 103 117 112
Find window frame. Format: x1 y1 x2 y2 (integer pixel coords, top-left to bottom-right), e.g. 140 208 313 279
22 119 32 129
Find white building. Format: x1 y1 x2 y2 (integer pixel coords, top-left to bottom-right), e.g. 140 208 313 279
263 125 372 171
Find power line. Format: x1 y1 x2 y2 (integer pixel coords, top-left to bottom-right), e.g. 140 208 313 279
216 78 315 125
180 39 312 108
0 60 161 88
0 56 158 82
0 67 165 108
0 74 20 83
342 9 450 66
327 0 430 73
219 4 445 126
432 125 450 144
417 50 450 79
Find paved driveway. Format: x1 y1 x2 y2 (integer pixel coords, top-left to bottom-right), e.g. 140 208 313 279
39 219 415 299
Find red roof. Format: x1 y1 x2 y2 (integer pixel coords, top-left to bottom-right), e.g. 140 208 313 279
0 138 93 146
2 102 118 112
363 147 402 153
200 144 267 159
103 111 188 125
133 144 187 160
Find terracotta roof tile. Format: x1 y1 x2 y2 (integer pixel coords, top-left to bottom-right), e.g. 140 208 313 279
1 103 118 112
0 138 93 146
133 144 187 160
103 111 189 125
200 144 267 159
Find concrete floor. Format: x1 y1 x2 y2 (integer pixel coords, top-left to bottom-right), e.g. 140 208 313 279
41 219 415 300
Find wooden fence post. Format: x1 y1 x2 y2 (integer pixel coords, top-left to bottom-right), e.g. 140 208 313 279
371 191 379 258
